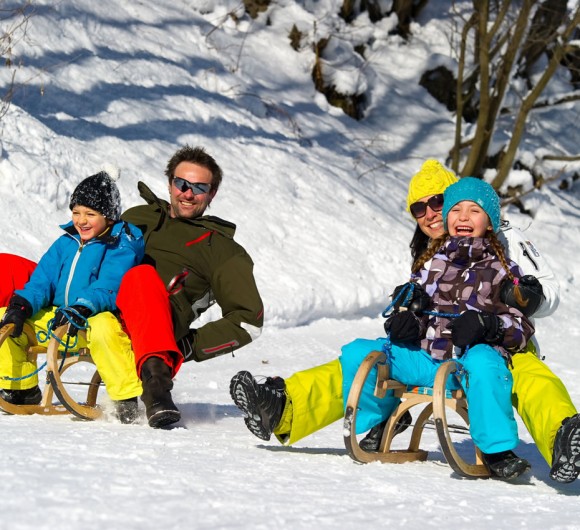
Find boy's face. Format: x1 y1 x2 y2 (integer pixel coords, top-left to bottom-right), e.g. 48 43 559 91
71 205 111 241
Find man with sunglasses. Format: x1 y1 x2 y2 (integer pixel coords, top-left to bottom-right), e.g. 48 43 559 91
118 145 264 428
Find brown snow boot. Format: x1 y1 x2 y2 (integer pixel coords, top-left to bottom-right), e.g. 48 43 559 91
140 357 181 428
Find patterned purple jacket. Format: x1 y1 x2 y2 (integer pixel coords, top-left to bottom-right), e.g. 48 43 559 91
410 236 535 360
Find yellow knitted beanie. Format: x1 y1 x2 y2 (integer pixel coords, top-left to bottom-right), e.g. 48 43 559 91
406 160 458 212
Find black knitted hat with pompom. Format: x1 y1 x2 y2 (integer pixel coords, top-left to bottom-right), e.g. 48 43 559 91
69 164 121 220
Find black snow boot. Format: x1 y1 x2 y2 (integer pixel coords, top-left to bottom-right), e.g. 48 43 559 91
140 357 181 428
114 397 139 424
229 370 286 441
482 450 531 480
0 385 42 405
359 410 413 452
550 413 580 483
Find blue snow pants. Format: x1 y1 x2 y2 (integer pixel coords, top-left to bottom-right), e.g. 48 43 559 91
340 338 519 454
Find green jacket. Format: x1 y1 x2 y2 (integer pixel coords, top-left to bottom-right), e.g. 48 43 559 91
121 182 264 362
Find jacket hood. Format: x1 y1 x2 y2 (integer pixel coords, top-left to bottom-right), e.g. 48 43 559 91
137 181 236 239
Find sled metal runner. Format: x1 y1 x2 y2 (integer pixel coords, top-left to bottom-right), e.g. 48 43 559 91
344 350 490 478
0 323 102 420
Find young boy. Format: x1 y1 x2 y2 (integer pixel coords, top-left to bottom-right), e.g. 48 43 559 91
0 167 144 423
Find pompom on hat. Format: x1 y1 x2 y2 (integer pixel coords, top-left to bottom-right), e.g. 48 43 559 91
442 177 501 233
406 160 458 213
69 164 122 221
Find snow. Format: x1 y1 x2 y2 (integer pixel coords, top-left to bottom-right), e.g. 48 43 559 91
0 1 579 528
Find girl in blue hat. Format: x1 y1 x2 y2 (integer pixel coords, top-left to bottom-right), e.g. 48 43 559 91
397 161 578 483
232 176 535 481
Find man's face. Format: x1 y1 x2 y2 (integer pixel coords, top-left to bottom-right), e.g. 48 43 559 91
168 161 216 219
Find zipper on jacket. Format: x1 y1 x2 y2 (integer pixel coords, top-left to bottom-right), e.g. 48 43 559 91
64 239 85 305
518 241 539 271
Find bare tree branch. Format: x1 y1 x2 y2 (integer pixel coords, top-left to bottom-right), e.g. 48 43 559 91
493 5 580 188
0 2 35 120
500 167 566 206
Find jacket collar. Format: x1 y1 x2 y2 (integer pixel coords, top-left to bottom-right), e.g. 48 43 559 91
60 220 123 245
443 236 492 263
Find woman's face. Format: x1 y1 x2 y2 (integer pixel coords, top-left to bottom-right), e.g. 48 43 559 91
446 200 491 238
411 194 446 239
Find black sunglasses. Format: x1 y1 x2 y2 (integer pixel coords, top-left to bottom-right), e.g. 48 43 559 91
172 177 211 195
409 194 444 219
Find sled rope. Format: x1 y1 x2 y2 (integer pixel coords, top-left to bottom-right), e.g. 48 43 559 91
382 282 461 320
0 362 47 382
0 313 87 382
380 281 467 369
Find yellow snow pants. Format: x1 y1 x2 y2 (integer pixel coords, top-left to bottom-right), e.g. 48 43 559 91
275 348 578 466
0 306 142 401
274 359 344 445
511 351 577 465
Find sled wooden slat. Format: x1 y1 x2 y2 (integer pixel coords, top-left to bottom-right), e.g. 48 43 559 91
344 350 490 478
0 323 102 420
432 360 489 477
344 350 428 464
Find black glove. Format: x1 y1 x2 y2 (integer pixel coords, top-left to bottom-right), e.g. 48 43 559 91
391 283 431 313
51 305 93 337
0 294 33 338
384 311 422 343
500 275 544 317
447 310 504 348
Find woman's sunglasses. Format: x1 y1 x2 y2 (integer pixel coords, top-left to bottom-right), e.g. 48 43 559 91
410 194 444 219
172 177 211 195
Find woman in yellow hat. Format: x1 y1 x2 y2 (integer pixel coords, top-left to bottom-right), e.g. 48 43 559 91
230 159 579 484
392 159 578 483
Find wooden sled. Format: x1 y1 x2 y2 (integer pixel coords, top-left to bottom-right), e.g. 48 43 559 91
344 350 490 478
0 322 102 420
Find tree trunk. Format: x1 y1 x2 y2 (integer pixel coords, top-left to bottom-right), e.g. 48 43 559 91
451 13 477 172
493 5 580 188
462 0 533 178
517 0 568 83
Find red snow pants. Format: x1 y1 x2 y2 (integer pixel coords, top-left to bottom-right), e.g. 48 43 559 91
0 253 37 305
116 264 184 377
0 255 184 377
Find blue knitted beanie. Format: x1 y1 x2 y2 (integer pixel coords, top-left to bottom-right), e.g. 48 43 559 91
442 177 501 233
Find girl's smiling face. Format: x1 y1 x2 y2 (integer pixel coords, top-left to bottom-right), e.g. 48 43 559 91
446 200 491 238
71 205 111 241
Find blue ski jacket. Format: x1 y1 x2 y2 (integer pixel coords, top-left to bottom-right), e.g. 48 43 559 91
16 220 144 316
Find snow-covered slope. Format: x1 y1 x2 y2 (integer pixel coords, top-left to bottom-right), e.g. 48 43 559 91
0 2 579 528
